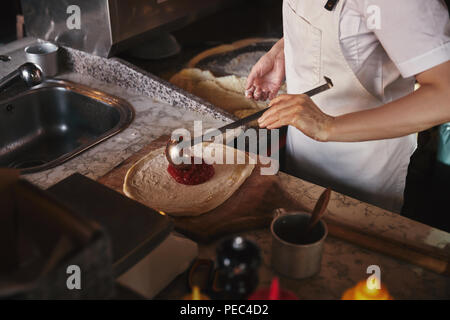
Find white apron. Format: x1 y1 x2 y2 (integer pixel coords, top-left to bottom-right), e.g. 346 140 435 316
283 0 417 213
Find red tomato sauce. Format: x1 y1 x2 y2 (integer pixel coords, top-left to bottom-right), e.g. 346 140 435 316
167 157 215 185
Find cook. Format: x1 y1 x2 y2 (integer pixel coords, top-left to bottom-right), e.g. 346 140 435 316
246 0 450 212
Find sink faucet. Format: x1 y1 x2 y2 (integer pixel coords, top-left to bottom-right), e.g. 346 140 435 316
0 62 43 94
0 55 11 62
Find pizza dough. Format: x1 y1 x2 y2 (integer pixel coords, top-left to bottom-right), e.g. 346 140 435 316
123 143 255 216
170 68 263 112
170 68 286 121
171 38 286 121
186 38 274 67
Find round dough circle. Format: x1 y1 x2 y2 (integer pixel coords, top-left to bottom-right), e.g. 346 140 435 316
123 143 255 216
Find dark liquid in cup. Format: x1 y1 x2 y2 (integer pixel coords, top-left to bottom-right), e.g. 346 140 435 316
273 214 325 245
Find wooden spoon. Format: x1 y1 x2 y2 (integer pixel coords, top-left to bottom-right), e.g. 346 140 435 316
304 188 332 237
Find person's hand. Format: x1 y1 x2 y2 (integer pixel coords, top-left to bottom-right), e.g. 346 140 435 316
245 39 285 101
258 94 335 142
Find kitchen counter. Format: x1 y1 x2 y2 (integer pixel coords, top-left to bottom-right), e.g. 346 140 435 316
156 171 450 300
203 175 450 299
0 38 233 189
1 38 449 299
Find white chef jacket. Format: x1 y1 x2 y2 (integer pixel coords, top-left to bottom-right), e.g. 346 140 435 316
340 0 450 101
283 0 450 213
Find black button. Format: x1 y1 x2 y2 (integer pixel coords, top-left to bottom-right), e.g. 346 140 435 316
324 0 339 11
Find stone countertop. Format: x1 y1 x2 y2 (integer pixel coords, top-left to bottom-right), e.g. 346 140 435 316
158 173 450 300
2 39 450 299
0 38 234 189
25 72 227 189
196 228 450 300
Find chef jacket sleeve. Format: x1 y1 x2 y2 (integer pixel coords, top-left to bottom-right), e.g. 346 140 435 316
363 0 450 78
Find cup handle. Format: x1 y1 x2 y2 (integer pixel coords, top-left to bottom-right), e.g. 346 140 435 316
272 208 288 219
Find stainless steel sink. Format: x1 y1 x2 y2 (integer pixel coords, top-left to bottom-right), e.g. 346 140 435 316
0 79 134 174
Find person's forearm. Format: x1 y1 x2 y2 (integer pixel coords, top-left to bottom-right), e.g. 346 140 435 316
328 71 450 142
268 38 284 59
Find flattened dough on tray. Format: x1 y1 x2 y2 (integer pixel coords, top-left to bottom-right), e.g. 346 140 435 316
123 143 255 216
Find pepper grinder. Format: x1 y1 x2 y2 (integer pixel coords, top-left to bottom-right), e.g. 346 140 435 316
215 236 261 300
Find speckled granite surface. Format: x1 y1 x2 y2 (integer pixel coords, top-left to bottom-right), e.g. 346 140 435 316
161 174 450 300
197 228 450 300
26 73 228 189
0 38 232 188
1 38 449 299
60 46 237 122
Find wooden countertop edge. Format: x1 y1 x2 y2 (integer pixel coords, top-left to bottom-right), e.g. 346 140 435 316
277 172 450 254
326 219 450 276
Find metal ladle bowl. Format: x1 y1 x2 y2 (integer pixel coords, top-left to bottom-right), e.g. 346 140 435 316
165 137 194 171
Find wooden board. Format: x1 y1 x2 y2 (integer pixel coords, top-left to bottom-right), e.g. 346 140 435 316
97 136 307 243
96 136 450 275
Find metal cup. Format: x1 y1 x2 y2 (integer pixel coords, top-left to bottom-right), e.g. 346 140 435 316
270 211 328 279
24 42 59 77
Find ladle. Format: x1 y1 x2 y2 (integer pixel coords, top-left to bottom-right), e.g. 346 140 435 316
165 77 334 170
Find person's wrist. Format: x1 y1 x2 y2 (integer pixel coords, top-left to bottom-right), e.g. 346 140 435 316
268 39 284 58
323 115 336 142
276 38 284 50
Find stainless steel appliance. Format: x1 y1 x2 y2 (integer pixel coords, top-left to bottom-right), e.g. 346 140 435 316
21 0 233 57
